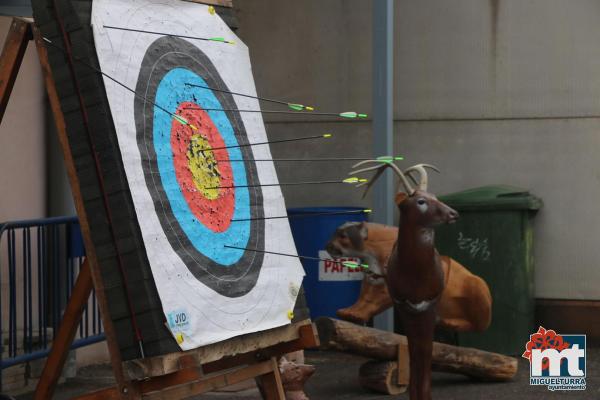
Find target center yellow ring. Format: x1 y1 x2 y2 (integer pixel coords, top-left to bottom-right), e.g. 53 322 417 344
187 134 221 200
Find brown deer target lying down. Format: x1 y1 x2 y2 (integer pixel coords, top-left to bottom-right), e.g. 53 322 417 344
345 161 482 400
326 221 492 333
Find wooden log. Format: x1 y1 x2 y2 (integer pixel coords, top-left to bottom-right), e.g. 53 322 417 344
315 317 517 381
359 360 407 395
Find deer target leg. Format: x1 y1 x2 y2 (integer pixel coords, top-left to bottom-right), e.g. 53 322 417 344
399 307 437 400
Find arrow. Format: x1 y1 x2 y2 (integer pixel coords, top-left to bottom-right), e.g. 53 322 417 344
341 261 370 269
206 177 367 190
230 208 371 222
184 106 368 119
223 245 369 269
206 133 331 152
218 156 404 163
185 83 314 111
103 25 235 44
42 37 199 131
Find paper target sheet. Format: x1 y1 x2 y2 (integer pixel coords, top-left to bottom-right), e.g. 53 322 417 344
91 0 305 350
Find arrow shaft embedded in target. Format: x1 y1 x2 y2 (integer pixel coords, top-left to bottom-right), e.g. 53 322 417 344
231 209 371 222
206 133 331 152
103 25 235 44
224 245 368 269
206 178 363 190
185 83 313 111
218 156 403 162
184 106 367 119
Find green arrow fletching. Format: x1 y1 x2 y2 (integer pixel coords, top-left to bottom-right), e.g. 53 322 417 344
173 114 189 125
376 155 404 163
209 37 234 44
376 156 393 164
342 261 369 269
339 111 367 119
287 103 305 111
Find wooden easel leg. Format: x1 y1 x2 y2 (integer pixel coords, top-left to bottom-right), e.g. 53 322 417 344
255 357 286 400
0 18 32 123
31 24 136 398
34 260 93 400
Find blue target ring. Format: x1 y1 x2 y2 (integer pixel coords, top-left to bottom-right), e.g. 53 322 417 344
153 68 250 265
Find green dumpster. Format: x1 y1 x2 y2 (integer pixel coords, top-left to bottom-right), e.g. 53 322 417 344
436 185 543 355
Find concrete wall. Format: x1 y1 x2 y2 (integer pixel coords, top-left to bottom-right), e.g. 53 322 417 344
236 0 600 300
235 0 373 206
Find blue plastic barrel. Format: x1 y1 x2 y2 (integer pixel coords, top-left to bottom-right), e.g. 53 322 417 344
287 207 368 319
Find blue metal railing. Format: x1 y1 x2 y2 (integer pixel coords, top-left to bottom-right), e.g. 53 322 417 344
0 216 105 390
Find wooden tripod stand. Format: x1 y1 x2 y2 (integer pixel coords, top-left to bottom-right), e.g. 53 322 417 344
0 16 318 400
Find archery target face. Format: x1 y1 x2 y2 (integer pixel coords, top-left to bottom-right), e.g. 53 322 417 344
92 0 304 350
136 37 265 297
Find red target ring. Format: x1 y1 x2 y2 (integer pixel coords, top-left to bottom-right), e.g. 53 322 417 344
171 102 234 233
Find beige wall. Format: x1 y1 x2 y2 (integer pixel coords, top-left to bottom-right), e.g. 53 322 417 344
235 0 600 300
0 16 106 369
0 16 46 222
0 16 47 336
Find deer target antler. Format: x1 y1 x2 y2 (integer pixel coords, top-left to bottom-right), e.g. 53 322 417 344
349 158 415 198
403 164 440 191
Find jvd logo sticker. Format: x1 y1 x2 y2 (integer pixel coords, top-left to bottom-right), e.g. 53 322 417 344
167 309 191 335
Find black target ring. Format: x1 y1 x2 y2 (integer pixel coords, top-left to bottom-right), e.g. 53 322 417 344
134 37 265 297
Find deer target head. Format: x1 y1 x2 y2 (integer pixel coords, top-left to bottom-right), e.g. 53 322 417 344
395 190 459 228
349 161 459 228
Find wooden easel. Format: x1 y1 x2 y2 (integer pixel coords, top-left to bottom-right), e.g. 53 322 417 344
0 16 318 399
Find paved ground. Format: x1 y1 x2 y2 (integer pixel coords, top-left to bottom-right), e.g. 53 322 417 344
14 349 599 399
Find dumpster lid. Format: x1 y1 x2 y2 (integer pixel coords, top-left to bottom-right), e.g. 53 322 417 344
438 185 543 211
